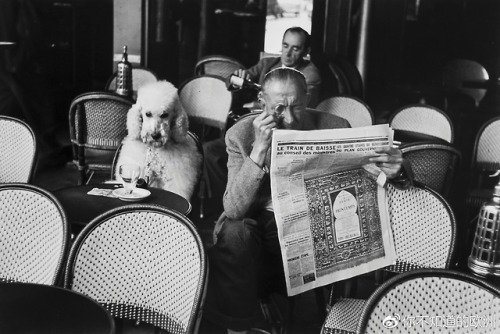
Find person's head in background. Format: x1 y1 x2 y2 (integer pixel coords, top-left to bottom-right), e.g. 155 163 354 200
258 67 308 129
281 27 310 68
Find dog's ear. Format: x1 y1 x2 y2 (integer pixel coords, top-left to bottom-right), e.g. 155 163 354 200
171 95 189 142
127 103 143 139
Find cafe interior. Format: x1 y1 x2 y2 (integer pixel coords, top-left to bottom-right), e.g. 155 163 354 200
1 0 500 333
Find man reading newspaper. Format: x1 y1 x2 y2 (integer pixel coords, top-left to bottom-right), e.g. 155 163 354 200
204 67 412 334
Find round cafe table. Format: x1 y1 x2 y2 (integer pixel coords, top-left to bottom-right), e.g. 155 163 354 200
0 282 115 334
54 183 191 226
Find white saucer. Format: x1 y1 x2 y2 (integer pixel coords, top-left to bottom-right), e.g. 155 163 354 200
112 188 151 202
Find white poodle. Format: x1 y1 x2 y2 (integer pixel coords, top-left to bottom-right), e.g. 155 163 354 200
115 80 203 201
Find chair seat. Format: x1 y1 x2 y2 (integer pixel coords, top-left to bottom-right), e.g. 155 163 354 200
322 298 366 334
72 148 116 171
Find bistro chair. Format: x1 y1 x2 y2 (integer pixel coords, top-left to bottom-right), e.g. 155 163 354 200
355 268 500 333
69 91 133 185
105 66 158 96
316 96 374 128
64 205 207 334
466 117 500 213
179 75 232 218
388 104 454 143
400 142 461 199
0 115 37 183
194 55 245 79
323 183 457 334
0 183 69 285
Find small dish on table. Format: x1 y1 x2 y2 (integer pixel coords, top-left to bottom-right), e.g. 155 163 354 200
112 188 151 202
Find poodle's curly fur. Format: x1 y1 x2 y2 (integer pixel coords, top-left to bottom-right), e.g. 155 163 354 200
116 80 202 201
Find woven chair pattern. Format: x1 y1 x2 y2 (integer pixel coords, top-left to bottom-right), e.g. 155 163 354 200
0 116 36 183
321 298 366 334
0 185 67 285
316 96 374 128
179 75 232 130
386 184 455 271
467 117 500 211
66 207 206 334
359 270 500 333
106 67 158 92
389 105 453 143
322 185 456 334
401 143 461 198
72 99 131 149
194 55 245 79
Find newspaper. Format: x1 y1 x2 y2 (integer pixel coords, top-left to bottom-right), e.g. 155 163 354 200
270 124 397 296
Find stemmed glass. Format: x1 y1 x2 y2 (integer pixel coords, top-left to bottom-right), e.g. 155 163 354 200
118 164 141 194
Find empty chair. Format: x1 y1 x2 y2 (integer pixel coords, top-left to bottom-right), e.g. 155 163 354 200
0 116 37 183
179 75 233 133
356 269 500 333
316 96 374 127
400 142 461 199
466 117 500 212
0 183 69 285
389 104 454 143
179 75 233 218
64 205 207 334
69 92 133 185
194 55 245 79
442 58 489 108
105 66 158 96
323 183 456 334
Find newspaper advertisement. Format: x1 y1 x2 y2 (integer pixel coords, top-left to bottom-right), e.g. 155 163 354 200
270 124 397 296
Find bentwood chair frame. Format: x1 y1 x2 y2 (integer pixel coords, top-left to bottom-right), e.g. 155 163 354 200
194 55 245 79
0 115 37 183
64 205 208 334
0 183 69 285
388 104 454 143
69 92 133 185
355 268 500 333
323 183 457 334
316 95 374 128
400 142 461 199
105 66 158 95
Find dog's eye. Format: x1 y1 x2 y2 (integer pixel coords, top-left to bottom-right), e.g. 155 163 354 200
145 111 152 117
160 113 169 119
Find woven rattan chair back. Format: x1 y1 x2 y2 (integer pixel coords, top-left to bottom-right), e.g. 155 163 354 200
316 96 374 127
321 184 457 334
400 142 461 199
64 205 207 334
389 104 454 143
0 184 69 285
179 75 233 131
0 116 37 183
105 67 158 95
357 269 500 333
69 92 133 185
386 183 456 273
194 55 245 79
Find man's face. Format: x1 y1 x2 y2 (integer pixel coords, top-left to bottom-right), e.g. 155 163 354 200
281 31 308 67
262 79 307 130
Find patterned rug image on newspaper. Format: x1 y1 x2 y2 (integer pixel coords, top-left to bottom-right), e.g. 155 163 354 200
304 168 385 278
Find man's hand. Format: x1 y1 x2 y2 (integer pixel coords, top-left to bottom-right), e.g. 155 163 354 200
249 112 276 168
363 146 404 179
233 69 250 81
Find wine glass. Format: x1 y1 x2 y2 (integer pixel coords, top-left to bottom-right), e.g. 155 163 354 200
118 164 141 194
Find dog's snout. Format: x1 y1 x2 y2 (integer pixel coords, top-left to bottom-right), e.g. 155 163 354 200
151 132 161 140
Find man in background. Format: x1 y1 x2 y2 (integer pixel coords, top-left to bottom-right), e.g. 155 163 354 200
203 26 322 217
